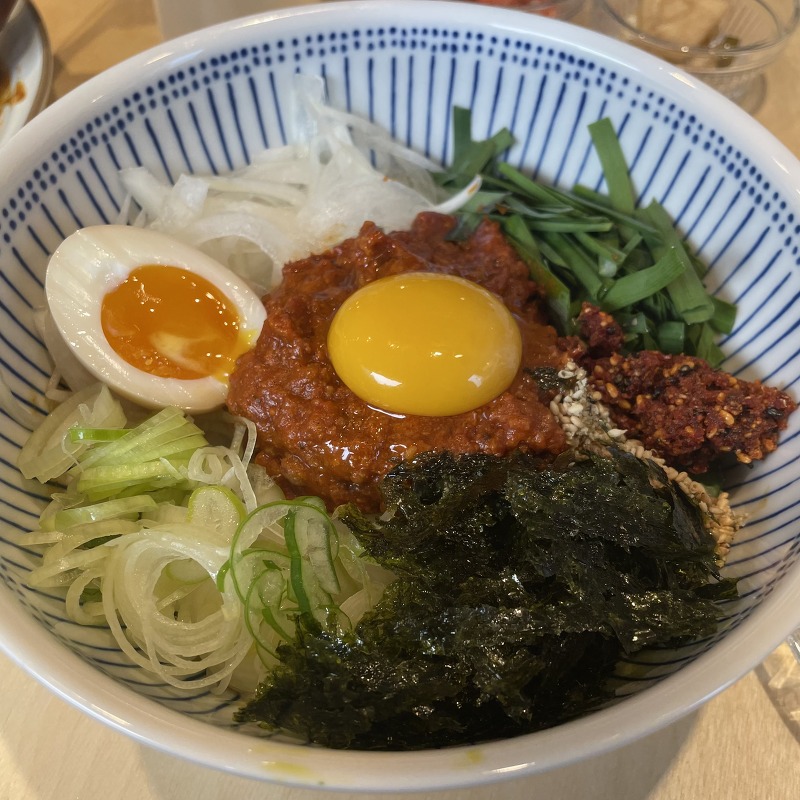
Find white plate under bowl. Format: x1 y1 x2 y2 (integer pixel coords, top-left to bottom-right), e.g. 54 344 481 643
0 1 799 791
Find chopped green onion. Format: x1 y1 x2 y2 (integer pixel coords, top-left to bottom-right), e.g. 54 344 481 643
439 108 733 361
69 427 128 443
441 107 513 189
639 201 715 325
502 215 571 333
588 117 635 215
539 231 606 300
17 384 126 482
600 248 685 312
657 320 687 354
711 296 737 334
51 495 159 530
689 322 726 367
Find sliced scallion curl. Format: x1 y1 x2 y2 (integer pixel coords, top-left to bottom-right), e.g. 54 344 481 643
64 567 107 626
186 485 246 539
21 396 293 691
17 383 126 482
73 406 208 471
100 529 252 690
38 519 141 559
225 498 394 666
0 369 42 430
28 543 110 588
188 447 255 512
74 461 192 504
22 392 394 693
50 495 159 532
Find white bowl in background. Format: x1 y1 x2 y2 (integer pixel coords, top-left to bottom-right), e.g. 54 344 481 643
0 1 799 790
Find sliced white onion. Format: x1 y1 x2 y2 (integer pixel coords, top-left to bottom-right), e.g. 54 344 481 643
116 73 472 293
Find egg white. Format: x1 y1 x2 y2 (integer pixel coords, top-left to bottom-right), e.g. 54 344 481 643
45 225 267 413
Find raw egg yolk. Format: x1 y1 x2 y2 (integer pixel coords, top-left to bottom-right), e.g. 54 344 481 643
101 265 249 381
327 272 522 416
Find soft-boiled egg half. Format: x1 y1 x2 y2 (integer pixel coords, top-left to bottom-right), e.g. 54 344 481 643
327 272 522 416
45 225 267 413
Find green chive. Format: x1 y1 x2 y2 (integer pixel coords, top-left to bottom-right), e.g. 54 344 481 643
640 201 715 324
600 247 686 312
588 117 635 215
657 320 686 354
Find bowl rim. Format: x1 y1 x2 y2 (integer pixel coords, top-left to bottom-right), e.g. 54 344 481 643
1 0 800 790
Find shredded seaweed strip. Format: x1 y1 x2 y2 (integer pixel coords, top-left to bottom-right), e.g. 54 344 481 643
436 110 735 366
235 448 735 749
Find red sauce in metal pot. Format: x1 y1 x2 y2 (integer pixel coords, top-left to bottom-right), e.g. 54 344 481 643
227 213 568 511
0 62 25 109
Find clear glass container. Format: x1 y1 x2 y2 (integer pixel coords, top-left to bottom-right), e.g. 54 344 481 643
757 634 800 741
590 0 800 113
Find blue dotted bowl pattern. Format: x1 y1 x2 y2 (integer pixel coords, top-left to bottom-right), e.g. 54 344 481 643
0 6 799 739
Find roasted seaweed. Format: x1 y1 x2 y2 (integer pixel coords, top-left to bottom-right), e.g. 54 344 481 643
235 448 735 749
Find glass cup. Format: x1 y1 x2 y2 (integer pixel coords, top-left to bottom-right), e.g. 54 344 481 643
590 0 800 113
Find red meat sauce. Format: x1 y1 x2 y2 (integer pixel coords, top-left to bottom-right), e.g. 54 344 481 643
227 213 568 512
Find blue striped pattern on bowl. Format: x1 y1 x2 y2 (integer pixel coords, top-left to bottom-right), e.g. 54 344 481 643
0 1 798 787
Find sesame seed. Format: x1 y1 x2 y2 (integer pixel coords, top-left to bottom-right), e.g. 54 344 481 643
554 360 741 562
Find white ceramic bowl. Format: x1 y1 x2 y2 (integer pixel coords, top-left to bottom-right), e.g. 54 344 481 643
1 1 799 791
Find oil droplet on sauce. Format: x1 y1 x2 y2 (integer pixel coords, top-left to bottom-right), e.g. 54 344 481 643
101 264 246 380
